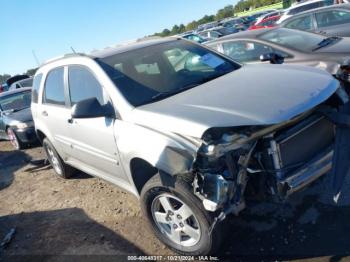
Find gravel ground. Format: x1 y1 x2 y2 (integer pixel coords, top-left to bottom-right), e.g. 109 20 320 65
1 141 350 261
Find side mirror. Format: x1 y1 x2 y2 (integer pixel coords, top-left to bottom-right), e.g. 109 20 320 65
71 97 115 119
260 53 285 64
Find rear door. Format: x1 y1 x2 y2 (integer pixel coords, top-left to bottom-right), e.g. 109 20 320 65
315 9 350 37
65 65 125 182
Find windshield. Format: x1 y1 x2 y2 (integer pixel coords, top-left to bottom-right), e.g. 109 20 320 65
259 28 335 52
96 40 240 106
0 91 31 111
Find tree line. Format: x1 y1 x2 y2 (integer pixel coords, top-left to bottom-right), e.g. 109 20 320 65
154 5 235 37
153 0 282 37
0 68 37 84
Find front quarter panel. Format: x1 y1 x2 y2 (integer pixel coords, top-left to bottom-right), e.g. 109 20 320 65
114 120 199 192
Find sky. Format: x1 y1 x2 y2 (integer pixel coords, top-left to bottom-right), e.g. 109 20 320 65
1 0 236 75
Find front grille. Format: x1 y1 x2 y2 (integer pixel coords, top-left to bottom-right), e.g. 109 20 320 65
276 115 334 169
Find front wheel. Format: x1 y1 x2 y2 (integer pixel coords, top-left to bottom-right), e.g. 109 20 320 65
43 138 76 179
140 173 222 255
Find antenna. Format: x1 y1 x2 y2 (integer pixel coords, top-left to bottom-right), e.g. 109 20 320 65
32 50 40 66
70 46 76 53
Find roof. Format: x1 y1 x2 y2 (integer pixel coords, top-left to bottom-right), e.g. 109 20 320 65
282 3 350 23
0 87 31 98
286 0 325 10
90 37 177 58
39 37 178 67
289 2 349 14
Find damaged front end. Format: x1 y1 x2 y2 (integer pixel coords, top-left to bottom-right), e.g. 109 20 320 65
192 85 350 221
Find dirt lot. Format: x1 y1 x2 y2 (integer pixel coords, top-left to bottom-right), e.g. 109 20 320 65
1 141 350 261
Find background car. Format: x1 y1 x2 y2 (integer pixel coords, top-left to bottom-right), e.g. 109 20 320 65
279 3 350 37
5 74 30 87
181 33 208 43
0 88 37 149
206 28 350 85
220 17 249 30
248 15 281 30
277 0 327 23
196 21 220 32
9 77 33 90
0 83 8 93
254 10 284 25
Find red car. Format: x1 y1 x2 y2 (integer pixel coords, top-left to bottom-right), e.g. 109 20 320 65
248 15 281 30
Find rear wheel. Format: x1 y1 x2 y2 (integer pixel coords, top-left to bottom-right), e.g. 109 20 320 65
141 173 222 255
7 128 23 150
43 138 76 178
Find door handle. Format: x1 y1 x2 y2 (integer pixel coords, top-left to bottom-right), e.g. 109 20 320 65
67 118 73 124
42 111 48 116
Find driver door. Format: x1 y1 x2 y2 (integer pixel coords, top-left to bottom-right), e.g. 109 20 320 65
65 65 126 182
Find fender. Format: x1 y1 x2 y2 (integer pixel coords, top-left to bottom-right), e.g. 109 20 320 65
114 120 200 185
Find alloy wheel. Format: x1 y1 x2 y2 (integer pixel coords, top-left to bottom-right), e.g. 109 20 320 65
151 193 201 247
46 145 62 175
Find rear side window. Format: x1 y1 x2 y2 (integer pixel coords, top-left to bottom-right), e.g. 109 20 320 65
31 73 43 103
285 15 314 30
68 66 104 106
43 68 65 106
316 10 350 27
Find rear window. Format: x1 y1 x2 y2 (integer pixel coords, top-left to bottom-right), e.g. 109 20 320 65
285 15 314 30
43 68 65 106
20 78 33 88
31 74 43 103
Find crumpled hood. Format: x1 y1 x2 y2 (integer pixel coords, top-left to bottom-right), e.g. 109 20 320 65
129 64 339 138
4 107 33 124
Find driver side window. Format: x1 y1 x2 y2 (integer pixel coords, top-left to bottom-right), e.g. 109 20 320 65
68 66 106 106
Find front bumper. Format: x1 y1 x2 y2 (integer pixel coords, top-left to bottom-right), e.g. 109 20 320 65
278 147 333 197
13 127 38 144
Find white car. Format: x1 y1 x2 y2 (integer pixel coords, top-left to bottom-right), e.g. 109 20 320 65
277 0 326 23
32 37 350 255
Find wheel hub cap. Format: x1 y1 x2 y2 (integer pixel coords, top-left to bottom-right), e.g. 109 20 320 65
151 193 201 247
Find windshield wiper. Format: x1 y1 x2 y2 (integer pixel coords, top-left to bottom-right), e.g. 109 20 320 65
312 36 341 51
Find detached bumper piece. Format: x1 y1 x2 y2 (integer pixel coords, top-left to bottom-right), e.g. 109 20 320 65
326 102 350 202
278 148 333 197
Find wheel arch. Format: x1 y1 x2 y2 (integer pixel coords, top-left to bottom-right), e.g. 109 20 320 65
35 129 46 144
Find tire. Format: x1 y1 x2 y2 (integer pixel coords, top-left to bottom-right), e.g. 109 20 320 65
7 128 23 150
43 138 76 179
140 173 222 255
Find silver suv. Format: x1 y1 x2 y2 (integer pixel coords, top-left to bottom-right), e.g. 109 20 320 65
32 38 350 255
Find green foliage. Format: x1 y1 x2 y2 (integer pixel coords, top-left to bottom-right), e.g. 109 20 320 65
0 74 11 84
234 0 281 13
26 68 38 77
153 0 279 37
215 5 235 20
153 5 234 37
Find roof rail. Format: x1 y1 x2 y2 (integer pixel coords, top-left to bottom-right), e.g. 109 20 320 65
41 52 87 67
